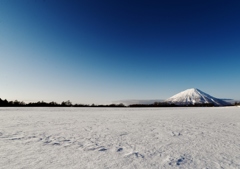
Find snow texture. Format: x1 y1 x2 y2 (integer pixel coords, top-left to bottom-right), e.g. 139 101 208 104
0 107 240 169
165 88 230 106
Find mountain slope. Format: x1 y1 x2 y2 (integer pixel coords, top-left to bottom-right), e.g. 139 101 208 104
165 88 230 106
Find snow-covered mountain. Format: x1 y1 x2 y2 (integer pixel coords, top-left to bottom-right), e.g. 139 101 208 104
165 88 231 106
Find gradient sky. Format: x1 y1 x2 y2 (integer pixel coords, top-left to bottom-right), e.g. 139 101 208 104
0 0 240 104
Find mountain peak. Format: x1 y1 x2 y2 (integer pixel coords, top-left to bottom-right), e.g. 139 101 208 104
189 88 198 90
165 88 230 106
185 88 199 92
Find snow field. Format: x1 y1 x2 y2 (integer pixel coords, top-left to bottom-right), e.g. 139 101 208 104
0 107 240 169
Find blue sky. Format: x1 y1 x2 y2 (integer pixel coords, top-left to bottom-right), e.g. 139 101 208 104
0 0 240 104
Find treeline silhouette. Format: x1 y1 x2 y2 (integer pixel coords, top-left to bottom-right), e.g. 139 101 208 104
0 98 224 107
235 102 240 106
0 98 126 107
128 102 215 107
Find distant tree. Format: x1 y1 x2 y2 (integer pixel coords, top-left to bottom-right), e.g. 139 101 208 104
73 103 88 107
61 100 72 107
117 103 125 107
109 104 116 107
235 102 240 106
51 101 59 106
13 100 20 106
14 101 25 106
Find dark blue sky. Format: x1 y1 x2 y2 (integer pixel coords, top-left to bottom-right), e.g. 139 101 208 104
0 0 240 103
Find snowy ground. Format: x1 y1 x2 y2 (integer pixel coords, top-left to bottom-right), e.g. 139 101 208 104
0 107 240 169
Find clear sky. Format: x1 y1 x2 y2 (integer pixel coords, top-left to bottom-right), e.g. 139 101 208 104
0 0 240 104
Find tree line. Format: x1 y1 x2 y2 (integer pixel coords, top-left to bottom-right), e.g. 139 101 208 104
0 98 126 107
235 102 240 106
128 102 216 107
0 98 233 107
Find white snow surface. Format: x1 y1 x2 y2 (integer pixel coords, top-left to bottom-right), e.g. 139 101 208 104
165 88 230 106
0 107 240 169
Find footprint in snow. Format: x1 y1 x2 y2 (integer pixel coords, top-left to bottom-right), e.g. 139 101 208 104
168 154 192 166
117 148 123 152
125 152 144 158
99 148 107 151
